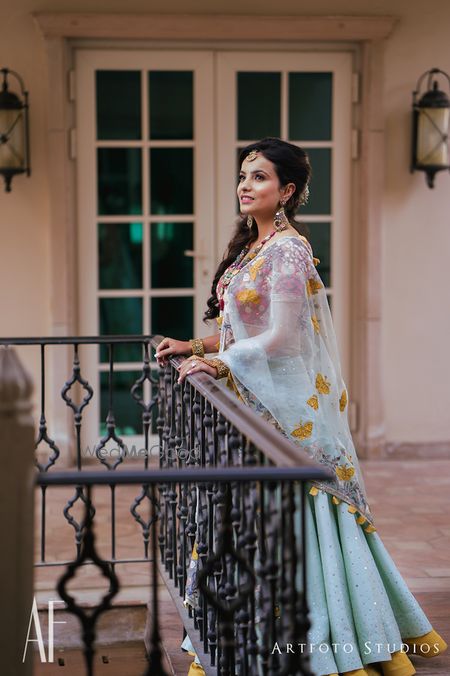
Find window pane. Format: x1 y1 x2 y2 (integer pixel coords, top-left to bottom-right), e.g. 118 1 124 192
289 72 332 141
238 72 281 140
151 297 193 340
98 148 142 215
303 221 331 287
150 148 193 215
98 223 143 289
149 71 193 140
99 297 143 362
300 148 331 215
96 70 141 140
151 222 193 288
100 370 142 437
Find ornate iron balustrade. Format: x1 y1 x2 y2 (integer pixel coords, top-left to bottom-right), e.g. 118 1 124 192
37 466 331 676
154 340 334 675
0 335 159 572
1 336 333 675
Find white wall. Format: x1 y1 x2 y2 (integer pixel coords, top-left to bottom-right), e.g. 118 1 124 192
1 0 449 445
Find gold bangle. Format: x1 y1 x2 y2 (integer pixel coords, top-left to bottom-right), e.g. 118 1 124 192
206 357 230 380
189 338 205 357
186 355 230 380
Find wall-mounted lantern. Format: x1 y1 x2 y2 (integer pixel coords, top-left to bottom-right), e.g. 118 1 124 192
411 68 450 188
0 68 30 193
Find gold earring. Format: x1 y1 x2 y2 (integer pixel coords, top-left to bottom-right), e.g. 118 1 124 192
274 201 290 231
247 215 254 229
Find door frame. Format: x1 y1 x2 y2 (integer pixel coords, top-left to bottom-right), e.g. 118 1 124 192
34 13 397 462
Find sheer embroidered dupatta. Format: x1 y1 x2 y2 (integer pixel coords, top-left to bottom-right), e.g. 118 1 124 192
217 235 373 525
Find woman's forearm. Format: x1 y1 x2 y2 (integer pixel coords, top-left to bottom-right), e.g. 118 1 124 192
201 333 221 354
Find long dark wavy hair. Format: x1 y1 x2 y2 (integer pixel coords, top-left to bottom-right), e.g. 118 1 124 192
203 137 312 323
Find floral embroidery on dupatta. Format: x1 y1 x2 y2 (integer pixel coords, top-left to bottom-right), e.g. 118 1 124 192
216 235 374 525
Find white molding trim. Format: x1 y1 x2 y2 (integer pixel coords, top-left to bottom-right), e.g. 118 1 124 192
351 39 386 459
33 13 397 41
34 13 398 461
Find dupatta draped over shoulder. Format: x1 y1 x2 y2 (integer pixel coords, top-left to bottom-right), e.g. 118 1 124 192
216 234 373 525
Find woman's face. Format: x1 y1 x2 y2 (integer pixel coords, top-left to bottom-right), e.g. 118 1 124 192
237 153 294 220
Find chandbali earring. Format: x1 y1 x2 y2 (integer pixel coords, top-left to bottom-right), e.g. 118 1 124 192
273 200 290 232
247 214 254 229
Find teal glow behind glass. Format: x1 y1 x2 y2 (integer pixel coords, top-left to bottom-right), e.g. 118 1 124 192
98 148 142 215
150 148 193 215
99 297 142 362
151 222 193 288
289 72 332 141
98 223 143 289
238 72 281 140
96 70 141 140
149 71 193 140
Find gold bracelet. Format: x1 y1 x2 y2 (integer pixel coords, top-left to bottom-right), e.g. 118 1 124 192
187 355 230 380
189 338 205 357
206 357 230 380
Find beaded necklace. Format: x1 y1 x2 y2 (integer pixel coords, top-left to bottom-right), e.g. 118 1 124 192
217 227 285 311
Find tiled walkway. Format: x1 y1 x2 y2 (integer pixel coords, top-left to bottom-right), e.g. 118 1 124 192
362 459 450 675
34 458 450 675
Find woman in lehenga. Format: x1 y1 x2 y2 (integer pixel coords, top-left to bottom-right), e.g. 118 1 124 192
155 138 447 676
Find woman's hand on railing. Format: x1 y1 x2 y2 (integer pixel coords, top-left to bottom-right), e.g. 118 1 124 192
155 337 192 366
177 355 218 383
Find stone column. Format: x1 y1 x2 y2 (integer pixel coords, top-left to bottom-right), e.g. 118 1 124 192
0 346 35 675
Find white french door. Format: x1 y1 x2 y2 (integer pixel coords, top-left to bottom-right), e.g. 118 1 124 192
75 49 214 448
75 48 352 445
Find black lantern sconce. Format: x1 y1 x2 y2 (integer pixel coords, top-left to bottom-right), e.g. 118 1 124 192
411 68 450 189
0 68 30 193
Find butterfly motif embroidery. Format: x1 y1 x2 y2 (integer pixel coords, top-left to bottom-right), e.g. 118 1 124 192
249 257 265 281
291 419 314 440
335 465 355 482
307 278 323 296
315 373 331 395
307 395 319 410
236 289 260 305
339 389 348 411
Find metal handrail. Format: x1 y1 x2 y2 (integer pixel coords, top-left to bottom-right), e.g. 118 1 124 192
36 465 333 487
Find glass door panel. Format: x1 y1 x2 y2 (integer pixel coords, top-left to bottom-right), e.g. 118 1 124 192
237 72 281 139
76 50 214 444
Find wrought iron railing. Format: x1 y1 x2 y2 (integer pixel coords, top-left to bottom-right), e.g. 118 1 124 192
1 336 333 675
1 336 159 572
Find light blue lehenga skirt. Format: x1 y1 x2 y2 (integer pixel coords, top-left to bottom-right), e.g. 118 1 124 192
181 482 447 676
301 486 439 675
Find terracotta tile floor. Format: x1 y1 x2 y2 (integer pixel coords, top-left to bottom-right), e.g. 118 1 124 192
33 459 450 675
362 459 450 675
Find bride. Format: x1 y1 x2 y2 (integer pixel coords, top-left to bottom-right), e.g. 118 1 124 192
156 137 447 676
